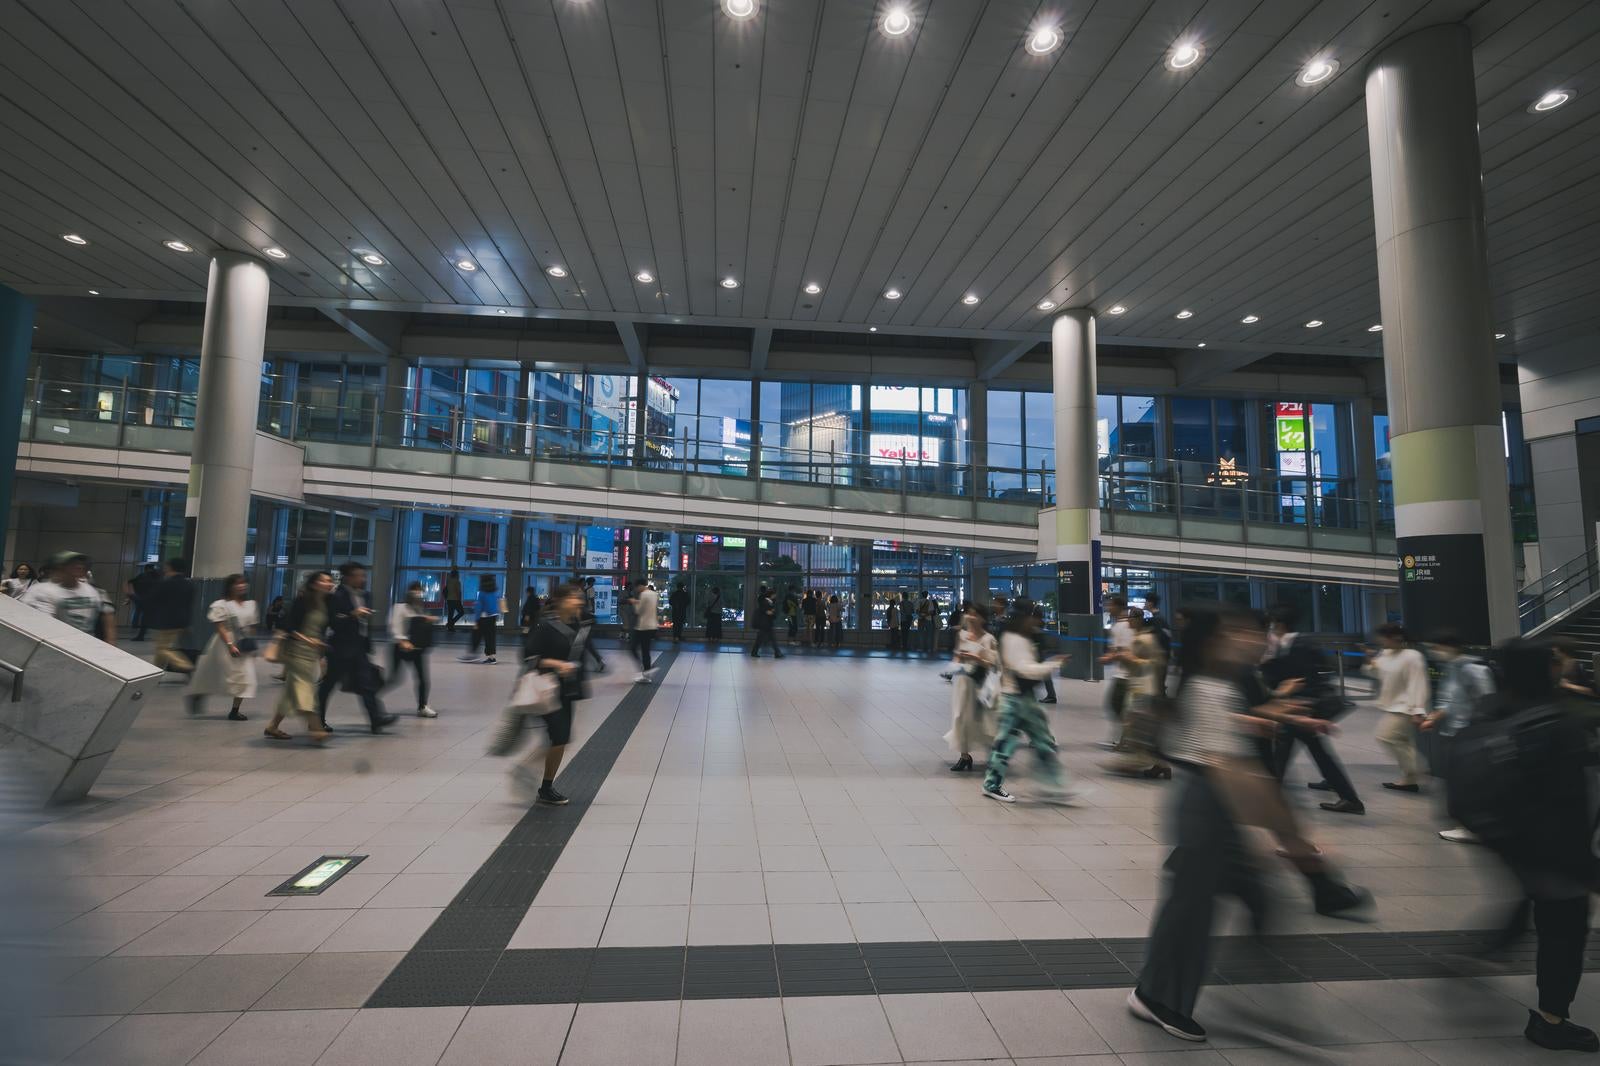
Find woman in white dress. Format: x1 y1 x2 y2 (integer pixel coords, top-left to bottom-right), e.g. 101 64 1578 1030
945 603 998 772
186 573 258 721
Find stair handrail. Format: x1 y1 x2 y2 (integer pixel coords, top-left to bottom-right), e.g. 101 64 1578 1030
1519 542 1600 636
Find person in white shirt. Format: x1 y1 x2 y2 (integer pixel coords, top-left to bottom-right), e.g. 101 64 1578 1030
21 551 115 641
631 579 659 683
982 606 1070 803
186 574 258 721
388 581 437 717
1363 623 1431 791
1098 595 1135 748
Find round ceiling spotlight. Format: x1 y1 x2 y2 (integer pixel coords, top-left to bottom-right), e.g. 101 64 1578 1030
546 265 568 278
1037 299 1057 311
62 233 89 246
1240 314 1260 324
883 288 902 300
1495 332 1507 340
496 308 508 315
721 0 756 18
360 252 385 266
635 271 654 284
1304 319 1323 328
1529 89 1572 113
962 293 980 306
88 289 100 295
721 276 740 289
162 239 192 253
1107 304 1127 315
1175 309 1193 319
803 282 821 295
1025 25 1062 56
1197 342 1207 348
1368 323 1383 332
262 246 289 260
1167 41 1201 71
456 259 477 271
881 6 912 37
868 326 879 332
1296 57 1339 87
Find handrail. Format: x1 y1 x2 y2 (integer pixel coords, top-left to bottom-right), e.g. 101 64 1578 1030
0 657 24 702
1518 542 1600 635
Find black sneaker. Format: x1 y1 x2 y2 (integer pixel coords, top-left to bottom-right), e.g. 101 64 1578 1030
1311 877 1372 920
1525 1010 1600 1052
1319 799 1366 815
537 785 569 806
1127 989 1206 1042
227 710 248 721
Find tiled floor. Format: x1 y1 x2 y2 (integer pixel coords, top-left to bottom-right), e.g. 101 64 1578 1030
10 641 1585 1063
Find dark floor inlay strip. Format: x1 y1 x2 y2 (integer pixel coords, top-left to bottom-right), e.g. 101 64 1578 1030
365 653 677 1009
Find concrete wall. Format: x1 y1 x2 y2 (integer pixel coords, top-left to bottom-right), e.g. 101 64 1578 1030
1519 334 1600 574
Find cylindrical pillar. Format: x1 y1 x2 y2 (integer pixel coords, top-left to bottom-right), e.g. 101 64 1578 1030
0 284 37 567
1051 309 1100 617
185 252 271 580
967 380 988 499
1365 25 1517 644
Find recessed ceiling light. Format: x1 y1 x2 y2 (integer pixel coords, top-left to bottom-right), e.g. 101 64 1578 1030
263 246 288 259
1240 314 1259 324
1167 41 1201 71
635 270 654 284
721 0 755 18
62 233 89 246
1530 90 1572 113
456 259 477 271
546 265 568 278
1296 57 1339 87
1037 299 1057 311
721 276 739 289
1368 324 1383 332
868 326 879 332
1107 304 1127 315
497 308 508 315
1025 25 1062 56
1304 319 1323 328
1495 332 1506 340
163 239 191 253
88 289 99 295
881 6 912 37
883 288 902 300
1175 309 1193 319
962 293 980 305
803 282 821 295
1197 342 1207 348
360 252 385 266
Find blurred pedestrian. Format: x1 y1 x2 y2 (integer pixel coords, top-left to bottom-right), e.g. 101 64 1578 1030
20 551 115 641
464 574 504 664
1102 609 1172 779
149 558 195 674
633 579 659 682
186 573 257 721
125 563 159 640
1364 623 1430 792
982 606 1072 803
316 562 396 734
514 583 593 806
1264 604 1363 815
828 594 844 648
1421 630 1495 842
1 562 34 599
264 571 333 742
389 581 437 717
946 604 997 772
444 569 464 633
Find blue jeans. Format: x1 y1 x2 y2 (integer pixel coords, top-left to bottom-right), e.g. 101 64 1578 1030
985 693 1061 790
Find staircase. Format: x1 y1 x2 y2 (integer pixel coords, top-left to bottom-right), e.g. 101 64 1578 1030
1520 544 1600 664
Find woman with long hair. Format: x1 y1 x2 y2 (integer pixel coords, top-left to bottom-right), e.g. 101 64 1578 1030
2 563 35 599
187 573 257 721
945 604 997 772
264 571 334 742
981 607 1070 803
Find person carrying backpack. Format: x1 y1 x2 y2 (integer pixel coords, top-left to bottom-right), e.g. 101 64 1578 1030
1447 640 1598 1053
1420 630 1496 843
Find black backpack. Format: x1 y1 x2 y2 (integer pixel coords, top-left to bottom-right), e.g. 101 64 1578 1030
1445 703 1571 844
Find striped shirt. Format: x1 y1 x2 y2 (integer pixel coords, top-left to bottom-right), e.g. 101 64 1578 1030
1163 675 1254 765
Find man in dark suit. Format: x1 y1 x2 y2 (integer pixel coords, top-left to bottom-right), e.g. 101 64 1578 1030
316 562 398 734
1262 604 1364 815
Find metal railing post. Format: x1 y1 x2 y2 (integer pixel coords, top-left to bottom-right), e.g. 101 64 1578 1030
829 444 837 510
117 379 130 449
370 394 380 468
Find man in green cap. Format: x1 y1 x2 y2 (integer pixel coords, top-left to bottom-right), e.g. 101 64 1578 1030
20 550 116 642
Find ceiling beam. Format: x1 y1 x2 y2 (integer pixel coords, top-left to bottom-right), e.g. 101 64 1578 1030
34 297 150 352
1171 348 1269 389
974 338 1040 380
616 320 649 370
750 326 772 374
318 307 409 358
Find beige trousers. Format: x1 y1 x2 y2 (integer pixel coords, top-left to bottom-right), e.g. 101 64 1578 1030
1375 711 1421 784
153 629 194 673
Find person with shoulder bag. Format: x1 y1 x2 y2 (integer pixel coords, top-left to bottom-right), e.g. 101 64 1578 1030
491 583 591 807
186 573 258 721
315 562 396 735
388 581 438 718
945 604 998 772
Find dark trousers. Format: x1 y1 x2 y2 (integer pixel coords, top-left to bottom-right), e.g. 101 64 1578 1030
1534 895 1590 1017
470 616 498 657
131 602 147 639
635 629 655 672
446 600 464 631
585 638 605 670
1273 725 1361 804
1137 769 1267 1018
829 621 842 647
389 644 429 710
751 627 780 657
1039 675 1056 701
317 656 387 728
672 612 687 641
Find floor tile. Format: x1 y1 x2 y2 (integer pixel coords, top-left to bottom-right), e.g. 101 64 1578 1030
785 995 902 1066
834 871 912 903
846 902 937 942
313 1005 467 1066
770 903 855 943
560 1000 679 1066
918 900 1014 940
315 908 442 953
47 954 203 1016
880 991 1008 1061
192 1009 357 1066
692 870 767 904
688 903 773 944
7 1014 119 1064
64 1010 238 1065
48 910 173 957
615 870 692 905
254 951 405 1009
975 989 1113 1058
677 998 789 1065
365 872 470 909
764 871 841 904
599 904 689 947
96 875 233 912
530 872 621 907
115 910 266 957
437 1004 575 1066
508 905 608 949
136 952 303 1013
217 908 354 954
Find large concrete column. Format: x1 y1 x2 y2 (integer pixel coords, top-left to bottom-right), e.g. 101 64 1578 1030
967 380 988 499
184 252 271 580
1051 310 1101 623
0 284 36 566
1365 25 1517 644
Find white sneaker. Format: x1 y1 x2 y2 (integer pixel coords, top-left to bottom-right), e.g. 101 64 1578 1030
1438 826 1479 844
417 706 438 718
633 673 650 684
982 784 1016 803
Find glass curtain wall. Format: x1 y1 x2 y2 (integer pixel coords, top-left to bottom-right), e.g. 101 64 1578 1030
658 377 755 475
868 541 968 631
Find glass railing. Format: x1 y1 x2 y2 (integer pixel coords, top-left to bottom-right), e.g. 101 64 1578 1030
1519 543 1600 634
19 384 1397 550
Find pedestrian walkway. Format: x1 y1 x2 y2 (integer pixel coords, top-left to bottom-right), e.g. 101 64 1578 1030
12 647 1584 1064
